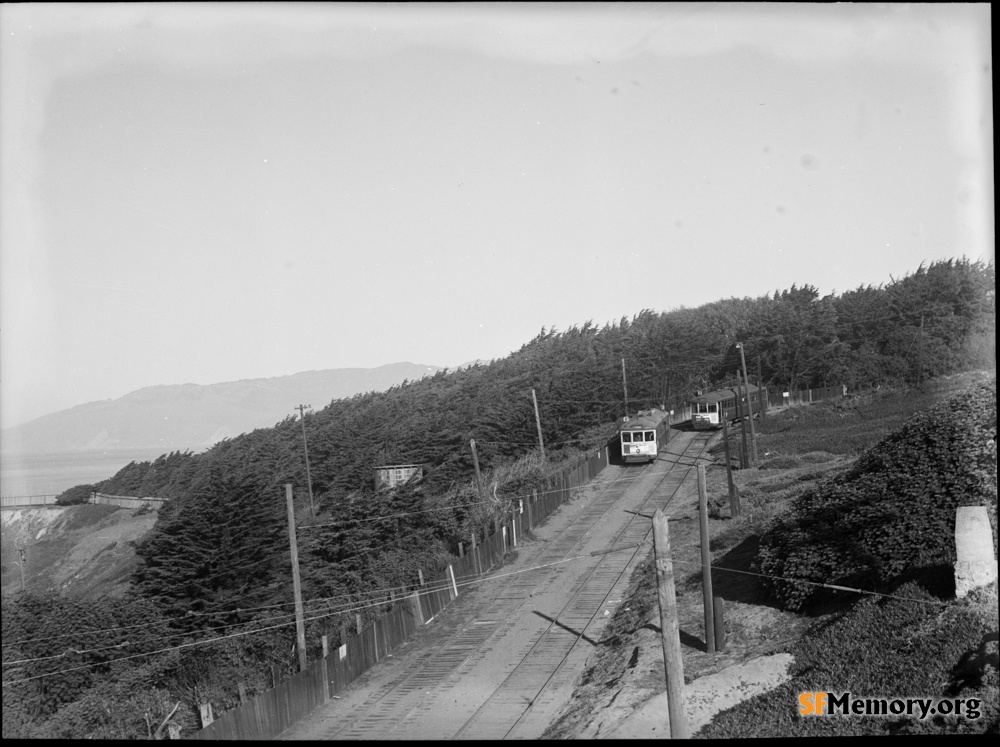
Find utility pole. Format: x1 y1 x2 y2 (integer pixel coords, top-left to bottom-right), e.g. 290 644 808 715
621 357 629 415
757 356 766 421
295 405 315 519
697 464 715 654
469 438 486 503
916 314 924 388
736 344 758 466
285 484 307 672
531 389 546 460
736 371 747 469
720 416 739 517
652 509 690 739
15 545 26 592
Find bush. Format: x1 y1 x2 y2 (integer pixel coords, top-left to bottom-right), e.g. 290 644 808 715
55 484 94 506
703 581 999 737
755 379 997 611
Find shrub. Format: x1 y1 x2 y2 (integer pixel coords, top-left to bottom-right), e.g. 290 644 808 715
55 484 94 506
755 379 997 611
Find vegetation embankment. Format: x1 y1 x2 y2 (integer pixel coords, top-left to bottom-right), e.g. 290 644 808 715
2 258 994 739
546 372 997 737
704 374 998 737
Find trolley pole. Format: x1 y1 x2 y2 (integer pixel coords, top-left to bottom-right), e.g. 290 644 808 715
285 484 307 672
295 405 315 519
531 389 546 460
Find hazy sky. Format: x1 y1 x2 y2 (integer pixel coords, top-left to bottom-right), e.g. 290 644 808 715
0 3 992 430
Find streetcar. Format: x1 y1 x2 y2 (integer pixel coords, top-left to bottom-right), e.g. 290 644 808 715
690 384 764 430
619 408 671 464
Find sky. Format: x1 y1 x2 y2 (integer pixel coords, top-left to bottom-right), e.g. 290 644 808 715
0 3 993 430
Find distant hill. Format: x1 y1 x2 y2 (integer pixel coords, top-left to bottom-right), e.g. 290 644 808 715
0 363 442 454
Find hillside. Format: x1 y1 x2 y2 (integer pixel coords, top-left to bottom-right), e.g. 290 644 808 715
1 504 156 599
1 258 993 740
0 363 442 454
544 371 998 737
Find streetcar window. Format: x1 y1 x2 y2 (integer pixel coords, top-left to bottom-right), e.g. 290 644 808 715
621 432 632 442
708 404 717 413
645 431 655 442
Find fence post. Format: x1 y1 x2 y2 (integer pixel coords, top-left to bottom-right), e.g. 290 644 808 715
411 590 425 625
199 703 214 728
713 596 726 651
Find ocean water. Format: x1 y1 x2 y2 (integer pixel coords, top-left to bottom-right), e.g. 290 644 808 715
0 448 174 498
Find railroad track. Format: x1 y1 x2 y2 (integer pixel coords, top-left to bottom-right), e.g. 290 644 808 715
281 429 714 740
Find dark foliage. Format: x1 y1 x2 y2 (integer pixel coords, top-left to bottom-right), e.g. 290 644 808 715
55 484 95 506
755 379 997 611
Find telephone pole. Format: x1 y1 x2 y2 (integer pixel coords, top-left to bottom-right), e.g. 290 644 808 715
916 314 924 388
736 343 758 466
531 389 546 460
295 405 315 519
621 357 629 415
285 484 307 672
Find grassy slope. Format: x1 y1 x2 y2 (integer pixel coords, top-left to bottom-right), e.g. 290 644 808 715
544 370 998 737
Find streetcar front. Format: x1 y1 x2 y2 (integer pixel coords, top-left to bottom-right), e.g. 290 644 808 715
620 423 658 463
690 399 721 430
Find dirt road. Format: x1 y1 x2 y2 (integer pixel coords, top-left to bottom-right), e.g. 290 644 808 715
281 429 714 740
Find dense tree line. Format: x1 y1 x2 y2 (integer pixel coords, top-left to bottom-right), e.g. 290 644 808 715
17 257 993 738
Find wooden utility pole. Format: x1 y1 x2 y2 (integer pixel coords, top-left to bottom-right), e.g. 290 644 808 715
295 405 316 519
916 314 924 387
741 366 758 466
697 464 715 654
531 389 546 460
652 509 690 739
737 344 757 466
737 371 748 469
757 356 766 421
720 416 739 517
621 357 629 415
470 439 486 503
285 483 307 672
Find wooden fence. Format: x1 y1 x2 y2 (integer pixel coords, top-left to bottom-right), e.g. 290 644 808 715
90 492 167 510
0 494 59 509
189 445 612 740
